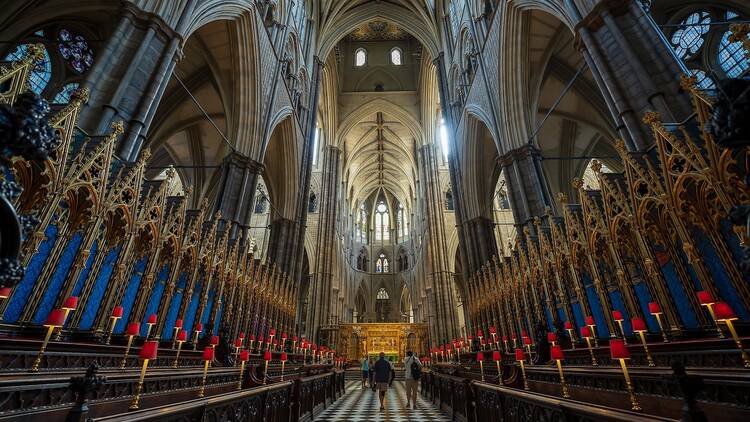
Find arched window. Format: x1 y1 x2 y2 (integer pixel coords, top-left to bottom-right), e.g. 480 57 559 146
308 191 318 213
375 201 390 241
376 253 389 273
53 82 79 104
719 30 749 78
355 48 367 67
377 288 389 300
445 189 454 211
4 43 52 94
669 10 710 59
390 47 402 65
357 203 367 243
397 204 406 240
57 28 94 74
449 0 460 41
439 118 450 161
254 185 268 214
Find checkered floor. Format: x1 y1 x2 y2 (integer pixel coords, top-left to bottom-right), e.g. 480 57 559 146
315 381 451 421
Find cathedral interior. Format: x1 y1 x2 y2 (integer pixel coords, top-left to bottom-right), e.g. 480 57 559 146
0 0 749 421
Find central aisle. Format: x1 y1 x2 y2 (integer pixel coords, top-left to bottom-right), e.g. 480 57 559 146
315 381 450 421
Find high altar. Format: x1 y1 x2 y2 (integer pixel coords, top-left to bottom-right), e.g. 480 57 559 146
337 323 428 362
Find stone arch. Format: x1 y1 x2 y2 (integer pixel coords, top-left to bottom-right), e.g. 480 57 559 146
263 115 301 219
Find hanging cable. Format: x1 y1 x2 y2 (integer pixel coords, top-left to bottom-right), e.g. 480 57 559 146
173 72 236 153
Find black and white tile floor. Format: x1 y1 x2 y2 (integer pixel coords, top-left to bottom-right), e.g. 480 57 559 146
315 381 451 421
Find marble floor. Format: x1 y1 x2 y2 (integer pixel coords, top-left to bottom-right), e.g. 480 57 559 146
315 380 451 421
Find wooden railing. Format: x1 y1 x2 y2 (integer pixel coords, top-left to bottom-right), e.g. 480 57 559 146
421 370 678 422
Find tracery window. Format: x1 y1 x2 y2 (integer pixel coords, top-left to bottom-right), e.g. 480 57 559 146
664 7 749 90
355 48 367 67
4 43 52 94
390 47 402 65
53 82 79 104
377 288 389 299
449 1 460 42
375 201 390 241
376 254 389 273
58 28 95 74
445 189 454 211
308 191 318 213
254 186 268 214
357 203 367 243
397 204 407 240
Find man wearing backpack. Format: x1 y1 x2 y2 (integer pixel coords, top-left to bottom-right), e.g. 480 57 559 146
403 350 422 409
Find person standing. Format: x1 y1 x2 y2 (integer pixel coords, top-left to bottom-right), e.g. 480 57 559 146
373 352 392 411
361 357 369 389
403 350 422 409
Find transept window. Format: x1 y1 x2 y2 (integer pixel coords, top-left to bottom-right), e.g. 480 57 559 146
4 43 51 94
57 28 94 74
375 201 389 241
355 48 367 67
390 47 402 65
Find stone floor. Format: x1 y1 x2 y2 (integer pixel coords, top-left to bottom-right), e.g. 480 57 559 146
315 380 451 421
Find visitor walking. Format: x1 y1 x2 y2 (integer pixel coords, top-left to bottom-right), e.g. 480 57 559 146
373 352 393 411
403 350 422 409
361 357 369 389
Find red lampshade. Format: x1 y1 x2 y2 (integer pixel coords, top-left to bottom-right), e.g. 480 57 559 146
174 319 183 328
111 306 124 318
714 302 738 321
139 341 158 360
312 344 317 350
239 332 245 339
610 339 630 359
477 329 483 337
521 330 528 337
258 336 264 343
0 287 11 299
547 332 557 343
282 333 288 339
240 350 249 362
293 336 298 342
502 335 508 341
235 338 243 347
580 326 592 338
515 348 525 361
211 335 219 346
648 302 662 315
550 345 564 361
489 326 497 334
44 309 66 327
511 333 517 340
451 338 456 343
612 310 624 321
196 323 203 332
481 338 486 345
631 318 647 332
202 347 215 361
263 351 272 361
177 330 188 342
468 335 474 341
249 334 256 341
439 345 445 351
522 336 532 345
147 314 157 324
585 316 595 326
697 291 715 305
126 322 140 336
269 329 276 336
459 337 464 342
492 351 501 362
281 352 288 362
273 339 278 346
63 296 78 310
564 321 573 330
476 352 484 361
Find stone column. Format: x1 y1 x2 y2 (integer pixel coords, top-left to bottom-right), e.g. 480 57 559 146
572 0 692 151
213 152 265 238
461 217 497 275
307 145 341 343
78 3 188 161
499 145 556 230
420 143 459 343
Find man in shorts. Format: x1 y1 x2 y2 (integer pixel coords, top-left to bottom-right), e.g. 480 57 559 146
373 352 392 411
361 357 369 389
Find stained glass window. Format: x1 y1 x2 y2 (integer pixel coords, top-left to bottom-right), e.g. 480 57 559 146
58 28 94 74
719 31 749 78
669 11 711 58
688 69 715 90
375 201 389 241
355 48 367 67
390 47 402 65
357 203 367 243
53 82 79 104
4 43 52 94
377 287 389 299
397 204 406 240
439 118 449 161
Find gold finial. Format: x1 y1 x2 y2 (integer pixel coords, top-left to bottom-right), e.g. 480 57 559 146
184 185 193 196
590 159 602 173
613 139 627 155
679 74 698 92
557 192 568 204
140 148 152 161
642 111 661 126
26 44 45 61
70 87 90 104
111 120 125 135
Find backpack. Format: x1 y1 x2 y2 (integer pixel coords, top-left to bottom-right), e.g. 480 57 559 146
410 358 422 380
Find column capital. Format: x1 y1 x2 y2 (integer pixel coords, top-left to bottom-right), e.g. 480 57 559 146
223 151 265 174
498 144 542 167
